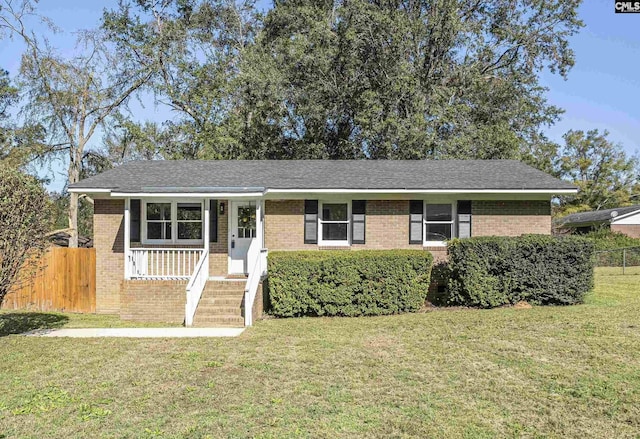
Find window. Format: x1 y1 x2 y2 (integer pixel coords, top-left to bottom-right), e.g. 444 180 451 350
237 204 256 238
146 203 172 240
144 200 204 243
424 203 454 244
177 203 202 240
319 202 349 245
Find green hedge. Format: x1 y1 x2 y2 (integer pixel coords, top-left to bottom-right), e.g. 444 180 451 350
266 250 433 317
447 235 594 308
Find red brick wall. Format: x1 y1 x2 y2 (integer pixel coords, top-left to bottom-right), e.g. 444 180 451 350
264 198 550 255
94 198 551 316
120 280 187 323
94 199 125 314
472 200 551 236
353 200 423 250
264 200 316 251
611 224 640 238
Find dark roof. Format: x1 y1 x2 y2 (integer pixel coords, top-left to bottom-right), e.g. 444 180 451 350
69 160 576 193
558 204 640 227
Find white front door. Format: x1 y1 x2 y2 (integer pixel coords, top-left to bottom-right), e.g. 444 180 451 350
229 201 257 274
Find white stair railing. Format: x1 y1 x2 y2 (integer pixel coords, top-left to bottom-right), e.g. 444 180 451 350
244 240 267 327
128 248 203 279
185 249 209 327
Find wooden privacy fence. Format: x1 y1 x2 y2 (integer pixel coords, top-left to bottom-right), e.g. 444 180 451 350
1 247 96 313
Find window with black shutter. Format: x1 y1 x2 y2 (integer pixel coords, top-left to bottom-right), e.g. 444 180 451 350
351 200 366 244
304 200 318 244
409 200 423 244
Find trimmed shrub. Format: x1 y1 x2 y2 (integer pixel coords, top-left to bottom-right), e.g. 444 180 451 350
266 250 433 317
447 235 594 308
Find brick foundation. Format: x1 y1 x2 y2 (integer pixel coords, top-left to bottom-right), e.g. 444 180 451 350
120 280 187 323
252 282 264 323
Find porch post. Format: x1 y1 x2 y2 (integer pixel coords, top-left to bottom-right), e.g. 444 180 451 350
256 200 263 249
124 197 131 280
204 199 210 248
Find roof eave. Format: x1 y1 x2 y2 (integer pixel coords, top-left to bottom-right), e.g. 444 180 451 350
68 187 577 195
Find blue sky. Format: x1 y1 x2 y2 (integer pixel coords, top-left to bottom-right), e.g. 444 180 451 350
1 0 638 192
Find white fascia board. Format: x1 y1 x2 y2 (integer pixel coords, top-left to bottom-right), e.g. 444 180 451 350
265 188 577 195
67 188 112 194
109 191 265 198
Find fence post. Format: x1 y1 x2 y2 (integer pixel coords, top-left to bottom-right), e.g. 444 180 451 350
623 248 626 275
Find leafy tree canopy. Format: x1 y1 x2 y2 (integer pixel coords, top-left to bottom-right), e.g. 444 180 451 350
557 129 639 213
101 0 583 162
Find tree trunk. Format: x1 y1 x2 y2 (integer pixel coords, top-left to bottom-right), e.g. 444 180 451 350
68 191 79 248
68 142 81 248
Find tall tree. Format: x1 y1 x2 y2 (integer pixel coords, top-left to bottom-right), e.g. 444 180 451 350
0 67 45 167
102 0 260 160
0 0 153 246
238 0 582 160
0 67 18 161
557 129 639 213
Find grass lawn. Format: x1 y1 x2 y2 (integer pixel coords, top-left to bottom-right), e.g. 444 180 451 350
1 270 639 438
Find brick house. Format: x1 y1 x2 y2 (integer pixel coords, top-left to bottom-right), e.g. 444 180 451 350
557 204 640 237
70 160 576 327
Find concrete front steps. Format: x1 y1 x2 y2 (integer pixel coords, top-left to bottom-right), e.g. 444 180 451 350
193 280 246 328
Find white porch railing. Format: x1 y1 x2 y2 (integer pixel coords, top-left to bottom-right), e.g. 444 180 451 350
128 248 204 279
244 239 268 327
185 249 209 327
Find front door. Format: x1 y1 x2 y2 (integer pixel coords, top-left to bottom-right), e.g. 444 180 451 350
229 201 256 274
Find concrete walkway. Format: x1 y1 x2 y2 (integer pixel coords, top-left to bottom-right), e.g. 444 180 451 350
29 327 245 338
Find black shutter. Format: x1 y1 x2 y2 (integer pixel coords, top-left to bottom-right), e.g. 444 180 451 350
130 199 141 243
351 200 366 244
409 200 423 244
457 200 472 239
304 200 318 244
210 200 218 243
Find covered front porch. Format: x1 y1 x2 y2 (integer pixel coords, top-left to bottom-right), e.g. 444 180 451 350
121 196 267 327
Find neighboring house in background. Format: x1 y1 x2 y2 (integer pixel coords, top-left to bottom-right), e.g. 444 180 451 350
69 160 576 327
48 231 93 248
557 205 640 238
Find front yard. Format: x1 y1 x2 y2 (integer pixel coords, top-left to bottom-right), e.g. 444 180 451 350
1 270 639 438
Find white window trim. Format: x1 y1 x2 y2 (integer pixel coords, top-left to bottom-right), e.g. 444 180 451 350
318 201 351 247
423 202 456 247
142 199 204 245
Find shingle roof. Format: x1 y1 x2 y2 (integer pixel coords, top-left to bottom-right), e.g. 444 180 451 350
69 160 576 193
558 205 640 227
